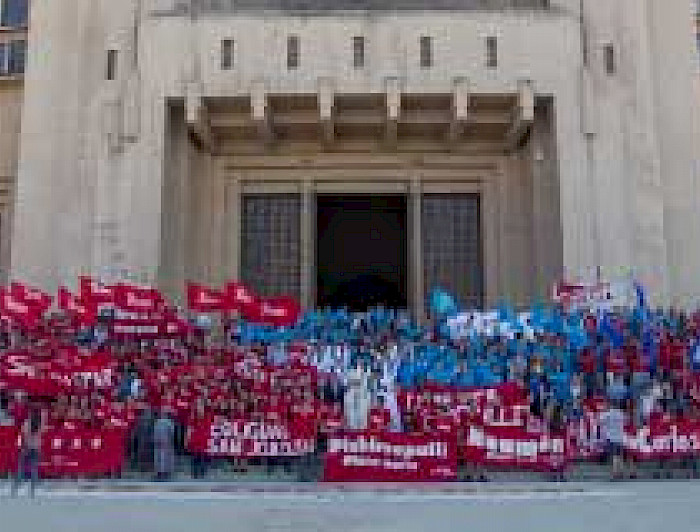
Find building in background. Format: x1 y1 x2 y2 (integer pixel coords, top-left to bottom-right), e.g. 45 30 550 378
697 1 700 62
7 0 700 316
0 0 27 282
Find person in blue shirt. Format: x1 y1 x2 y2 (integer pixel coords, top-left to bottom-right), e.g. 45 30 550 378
607 374 628 405
549 362 571 406
690 337 700 371
454 360 475 387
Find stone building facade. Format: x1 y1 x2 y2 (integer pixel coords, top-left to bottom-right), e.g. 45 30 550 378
0 0 27 283
5 0 700 315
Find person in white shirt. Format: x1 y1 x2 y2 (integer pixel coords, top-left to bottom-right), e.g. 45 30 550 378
378 354 402 432
600 401 626 480
344 363 370 430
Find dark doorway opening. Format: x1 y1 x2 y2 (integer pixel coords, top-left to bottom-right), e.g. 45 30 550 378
316 195 408 311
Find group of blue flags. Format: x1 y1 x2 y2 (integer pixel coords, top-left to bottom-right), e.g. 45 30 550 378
231 282 670 392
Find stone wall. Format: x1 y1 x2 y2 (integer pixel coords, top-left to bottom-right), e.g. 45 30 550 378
10 0 700 308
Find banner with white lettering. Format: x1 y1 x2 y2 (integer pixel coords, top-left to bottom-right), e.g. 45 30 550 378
462 424 568 472
0 426 126 478
624 419 700 460
323 431 458 482
187 419 315 458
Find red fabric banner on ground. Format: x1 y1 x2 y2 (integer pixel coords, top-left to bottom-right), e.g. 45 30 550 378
323 431 458 482
187 419 316 458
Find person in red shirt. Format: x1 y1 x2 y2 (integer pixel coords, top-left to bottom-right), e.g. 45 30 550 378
265 394 290 425
658 333 674 375
9 391 29 427
186 398 211 479
319 402 344 433
291 395 318 438
577 348 597 396
605 348 627 377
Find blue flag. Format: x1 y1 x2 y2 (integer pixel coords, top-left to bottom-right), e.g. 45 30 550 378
429 288 458 317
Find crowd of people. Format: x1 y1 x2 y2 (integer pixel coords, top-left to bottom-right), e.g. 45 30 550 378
1 297 700 492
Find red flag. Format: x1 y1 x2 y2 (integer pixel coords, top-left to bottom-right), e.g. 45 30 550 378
252 296 301 328
225 282 258 313
0 287 41 329
79 276 115 305
58 287 96 326
186 283 227 313
160 316 192 338
10 282 52 313
113 283 164 315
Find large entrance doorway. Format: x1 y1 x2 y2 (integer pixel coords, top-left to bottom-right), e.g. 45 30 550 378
316 195 408 310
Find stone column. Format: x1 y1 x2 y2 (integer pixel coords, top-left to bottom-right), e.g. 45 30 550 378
301 180 315 309
227 174 242 281
482 174 500 308
409 178 424 323
530 102 564 301
210 163 226 286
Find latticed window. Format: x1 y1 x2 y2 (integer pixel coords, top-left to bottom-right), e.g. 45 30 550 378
486 36 498 69
0 40 26 75
353 36 365 69
287 35 299 70
7 39 25 74
221 39 235 70
241 194 302 299
419 36 433 69
422 194 483 310
0 0 28 27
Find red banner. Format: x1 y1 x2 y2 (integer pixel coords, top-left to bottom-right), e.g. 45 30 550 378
323 431 458 482
624 418 700 460
0 426 19 474
0 349 116 397
0 426 126 478
463 424 568 472
187 419 315 458
399 382 528 415
40 427 126 477
108 316 190 340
